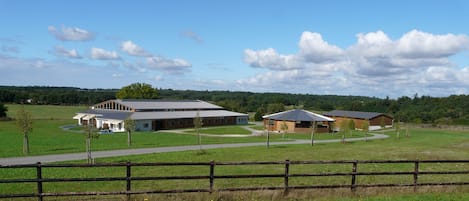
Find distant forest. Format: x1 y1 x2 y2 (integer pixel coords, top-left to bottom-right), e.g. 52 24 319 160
1 86 468 125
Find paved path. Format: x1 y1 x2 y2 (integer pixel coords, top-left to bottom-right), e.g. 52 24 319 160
0 133 388 165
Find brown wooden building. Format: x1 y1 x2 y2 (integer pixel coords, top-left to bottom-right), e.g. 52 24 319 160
323 110 393 131
262 109 335 133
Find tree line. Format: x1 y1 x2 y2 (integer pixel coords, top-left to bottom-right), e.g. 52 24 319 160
0 86 116 105
1 85 468 125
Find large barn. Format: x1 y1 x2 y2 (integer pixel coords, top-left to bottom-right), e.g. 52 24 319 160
262 109 335 133
73 99 249 132
323 110 393 131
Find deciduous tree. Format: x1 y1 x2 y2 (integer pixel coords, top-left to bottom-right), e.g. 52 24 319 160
348 119 355 136
124 118 136 147
116 83 158 99
310 121 317 146
362 121 369 142
16 106 33 155
395 119 401 139
340 120 349 144
280 120 288 138
83 124 99 164
0 103 7 118
193 111 203 150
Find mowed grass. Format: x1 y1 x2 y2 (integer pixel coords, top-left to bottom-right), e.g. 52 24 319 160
0 104 366 157
3 104 469 200
0 119 287 157
1 127 469 200
184 125 252 135
5 104 87 120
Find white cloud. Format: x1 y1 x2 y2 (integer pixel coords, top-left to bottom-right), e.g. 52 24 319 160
48 25 95 41
51 46 82 59
91 48 120 60
396 30 469 58
241 29 469 97
146 56 191 72
120 40 152 57
181 30 203 43
0 55 134 88
244 48 300 70
298 31 344 62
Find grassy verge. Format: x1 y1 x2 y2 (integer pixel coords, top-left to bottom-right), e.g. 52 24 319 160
249 124 265 130
184 125 252 135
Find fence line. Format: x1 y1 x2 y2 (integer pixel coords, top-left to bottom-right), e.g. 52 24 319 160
1 160 469 201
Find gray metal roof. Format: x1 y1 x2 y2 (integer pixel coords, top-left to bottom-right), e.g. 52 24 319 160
262 109 334 122
77 109 132 120
130 110 248 120
113 99 223 110
323 110 388 120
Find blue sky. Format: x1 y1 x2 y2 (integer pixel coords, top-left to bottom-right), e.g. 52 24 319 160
1 0 469 98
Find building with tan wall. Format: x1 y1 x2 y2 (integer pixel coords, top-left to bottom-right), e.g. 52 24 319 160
323 110 393 131
262 109 335 133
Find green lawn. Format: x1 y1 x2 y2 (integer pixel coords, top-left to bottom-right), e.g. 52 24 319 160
2 104 469 200
5 104 87 120
0 120 290 157
1 127 469 200
249 124 265 130
184 125 252 135
1 104 372 157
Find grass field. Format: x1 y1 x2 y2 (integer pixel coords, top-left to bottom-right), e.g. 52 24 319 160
184 125 252 135
0 104 367 157
2 104 469 200
1 127 469 200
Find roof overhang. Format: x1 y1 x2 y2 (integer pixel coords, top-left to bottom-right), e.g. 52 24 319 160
73 114 86 119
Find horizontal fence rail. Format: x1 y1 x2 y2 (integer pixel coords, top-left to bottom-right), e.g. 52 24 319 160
1 160 469 201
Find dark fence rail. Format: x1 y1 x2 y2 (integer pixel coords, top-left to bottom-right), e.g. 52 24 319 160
1 160 469 201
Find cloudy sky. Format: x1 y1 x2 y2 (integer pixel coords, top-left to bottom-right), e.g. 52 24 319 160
1 0 469 98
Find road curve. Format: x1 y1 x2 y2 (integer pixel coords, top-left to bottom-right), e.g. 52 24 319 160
0 133 388 165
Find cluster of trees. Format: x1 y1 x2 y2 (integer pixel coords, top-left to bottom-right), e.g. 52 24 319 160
2 85 469 125
0 103 7 118
0 86 116 105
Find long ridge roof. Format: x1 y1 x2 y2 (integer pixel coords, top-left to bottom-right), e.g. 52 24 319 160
262 109 334 122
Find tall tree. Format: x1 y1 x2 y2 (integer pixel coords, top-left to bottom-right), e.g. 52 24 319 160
380 116 386 129
362 121 369 142
395 119 401 139
116 83 158 99
124 118 136 147
16 106 33 155
348 120 355 136
0 103 7 118
193 111 203 150
83 123 99 164
340 120 350 144
280 120 288 139
310 121 317 146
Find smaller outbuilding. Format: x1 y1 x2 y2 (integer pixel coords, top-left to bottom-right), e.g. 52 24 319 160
323 110 393 131
262 109 335 133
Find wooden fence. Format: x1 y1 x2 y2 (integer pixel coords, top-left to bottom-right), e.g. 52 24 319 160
1 160 469 201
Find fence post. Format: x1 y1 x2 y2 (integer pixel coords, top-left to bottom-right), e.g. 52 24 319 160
209 160 215 193
351 161 357 192
126 161 131 201
284 160 290 194
413 161 419 192
36 162 43 201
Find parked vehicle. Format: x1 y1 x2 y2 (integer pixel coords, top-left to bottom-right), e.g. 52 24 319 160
98 129 113 134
